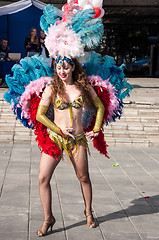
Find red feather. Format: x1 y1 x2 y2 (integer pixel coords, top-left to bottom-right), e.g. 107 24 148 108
84 84 111 158
93 130 109 158
29 93 61 160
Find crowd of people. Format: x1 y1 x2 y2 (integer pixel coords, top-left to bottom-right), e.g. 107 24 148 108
24 28 49 58
0 27 50 87
0 27 49 62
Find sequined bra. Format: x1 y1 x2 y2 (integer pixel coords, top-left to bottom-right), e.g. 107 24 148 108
54 95 84 110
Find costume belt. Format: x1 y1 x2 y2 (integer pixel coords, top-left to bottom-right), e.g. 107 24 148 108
49 131 88 164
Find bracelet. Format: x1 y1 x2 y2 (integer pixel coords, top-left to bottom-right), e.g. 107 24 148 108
93 130 100 134
59 127 64 136
92 130 100 138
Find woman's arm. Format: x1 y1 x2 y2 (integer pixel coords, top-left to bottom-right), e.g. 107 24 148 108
24 37 31 49
36 86 63 136
92 96 105 133
86 85 105 137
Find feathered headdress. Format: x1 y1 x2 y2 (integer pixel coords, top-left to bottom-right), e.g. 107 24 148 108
40 0 105 59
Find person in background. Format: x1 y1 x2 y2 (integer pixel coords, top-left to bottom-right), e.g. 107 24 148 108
0 38 11 87
39 30 53 67
24 28 40 56
39 30 49 58
0 38 10 61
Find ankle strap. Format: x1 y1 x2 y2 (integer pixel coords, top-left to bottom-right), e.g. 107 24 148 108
44 216 55 224
84 210 94 217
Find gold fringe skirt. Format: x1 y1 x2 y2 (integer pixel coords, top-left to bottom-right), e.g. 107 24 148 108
49 131 89 163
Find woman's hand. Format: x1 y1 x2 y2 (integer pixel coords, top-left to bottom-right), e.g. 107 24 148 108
62 128 75 140
26 45 31 49
40 39 44 44
85 130 99 139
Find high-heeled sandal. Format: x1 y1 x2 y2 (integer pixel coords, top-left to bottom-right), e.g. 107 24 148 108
84 210 97 228
37 216 56 237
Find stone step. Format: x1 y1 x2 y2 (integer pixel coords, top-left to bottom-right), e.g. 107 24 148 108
0 98 159 146
118 116 159 123
122 105 159 117
104 130 159 138
106 137 159 147
106 122 159 130
124 103 159 109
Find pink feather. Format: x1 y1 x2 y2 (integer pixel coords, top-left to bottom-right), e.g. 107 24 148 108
87 75 119 122
45 23 84 59
20 77 52 124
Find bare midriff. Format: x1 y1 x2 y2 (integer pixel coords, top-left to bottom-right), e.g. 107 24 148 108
54 107 84 136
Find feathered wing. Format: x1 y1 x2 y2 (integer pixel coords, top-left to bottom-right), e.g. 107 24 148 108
4 55 53 127
3 54 62 159
82 54 133 157
84 52 133 102
20 77 61 159
82 75 120 158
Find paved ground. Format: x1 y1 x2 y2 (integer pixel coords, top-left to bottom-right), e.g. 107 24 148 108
125 77 159 105
0 77 159 240
1 144 159 240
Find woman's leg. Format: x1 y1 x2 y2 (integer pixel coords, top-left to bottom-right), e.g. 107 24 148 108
38 152 60 234
71 145 95 226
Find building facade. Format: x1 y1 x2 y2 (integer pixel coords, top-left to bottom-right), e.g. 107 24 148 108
1 0 159 75
100 0 159 76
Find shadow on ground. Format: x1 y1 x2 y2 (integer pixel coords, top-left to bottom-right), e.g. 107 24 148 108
47 195 159 235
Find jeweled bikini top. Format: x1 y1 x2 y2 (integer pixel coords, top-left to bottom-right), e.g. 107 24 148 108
54 95 84 110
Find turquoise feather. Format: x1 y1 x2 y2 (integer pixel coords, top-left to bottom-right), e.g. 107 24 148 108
84 52 133 101
40 15 50 34
4 55 53 105
71 9 104 49
40 4 62 33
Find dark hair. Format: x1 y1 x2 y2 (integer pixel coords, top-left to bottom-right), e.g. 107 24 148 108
1 38 8 42
50 58 93 106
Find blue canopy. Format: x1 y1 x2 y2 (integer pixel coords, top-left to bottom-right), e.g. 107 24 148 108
0 0 46 57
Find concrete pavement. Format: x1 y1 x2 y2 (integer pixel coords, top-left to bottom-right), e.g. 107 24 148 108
0 77 159 240
1 144 159 240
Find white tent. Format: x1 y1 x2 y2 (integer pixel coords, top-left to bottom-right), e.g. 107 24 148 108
0 0 46 16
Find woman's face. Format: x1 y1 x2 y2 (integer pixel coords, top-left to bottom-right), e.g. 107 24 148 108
40 31 45 39
56 60 75 83
31 29 37 37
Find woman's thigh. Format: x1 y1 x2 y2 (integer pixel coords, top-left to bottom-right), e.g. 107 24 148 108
39 152 61 182
71 145 89 178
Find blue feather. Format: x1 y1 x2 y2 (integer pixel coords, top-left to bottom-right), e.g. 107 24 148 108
40 15 50 33
4 55 54 128
15 106 32 128
71 9 104 49
84 52 133 101
40 4 63 33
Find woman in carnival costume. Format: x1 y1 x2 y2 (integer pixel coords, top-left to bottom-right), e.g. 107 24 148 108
4 0 133 237
36 55 104 235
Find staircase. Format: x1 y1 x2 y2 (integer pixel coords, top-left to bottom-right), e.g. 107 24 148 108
104 103 159 147
0 88 159 147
